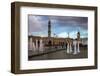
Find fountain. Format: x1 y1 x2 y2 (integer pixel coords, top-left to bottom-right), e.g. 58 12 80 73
32 42 36 51
35 39 38 51
69 43 72 53
77 40 80 53
39 39 44 52
29 38 33 50
73 40 77 55
67 43 70 53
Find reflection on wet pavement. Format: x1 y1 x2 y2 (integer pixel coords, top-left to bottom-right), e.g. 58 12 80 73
28 47 88 60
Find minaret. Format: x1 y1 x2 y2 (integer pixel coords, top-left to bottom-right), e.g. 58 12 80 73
48 20 51 37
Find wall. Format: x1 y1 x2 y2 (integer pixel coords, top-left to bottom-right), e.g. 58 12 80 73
0 0 100 76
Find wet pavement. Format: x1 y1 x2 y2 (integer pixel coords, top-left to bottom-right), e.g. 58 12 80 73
28 47 88 60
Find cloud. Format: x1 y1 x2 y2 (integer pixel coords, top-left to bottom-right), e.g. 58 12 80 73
28 15 88 38
58 32 68 38
57 30 88 38
28 15 48 34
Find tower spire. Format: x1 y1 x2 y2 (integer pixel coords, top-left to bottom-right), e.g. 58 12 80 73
48 19 51 37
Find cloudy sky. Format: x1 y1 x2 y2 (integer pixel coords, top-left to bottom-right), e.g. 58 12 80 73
28 15 88 39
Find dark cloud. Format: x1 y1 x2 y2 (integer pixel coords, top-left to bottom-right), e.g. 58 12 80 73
28 15 88 38
28 15 48 33
49 16 88 30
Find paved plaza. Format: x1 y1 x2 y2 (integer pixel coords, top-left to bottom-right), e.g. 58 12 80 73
28 46 88 60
